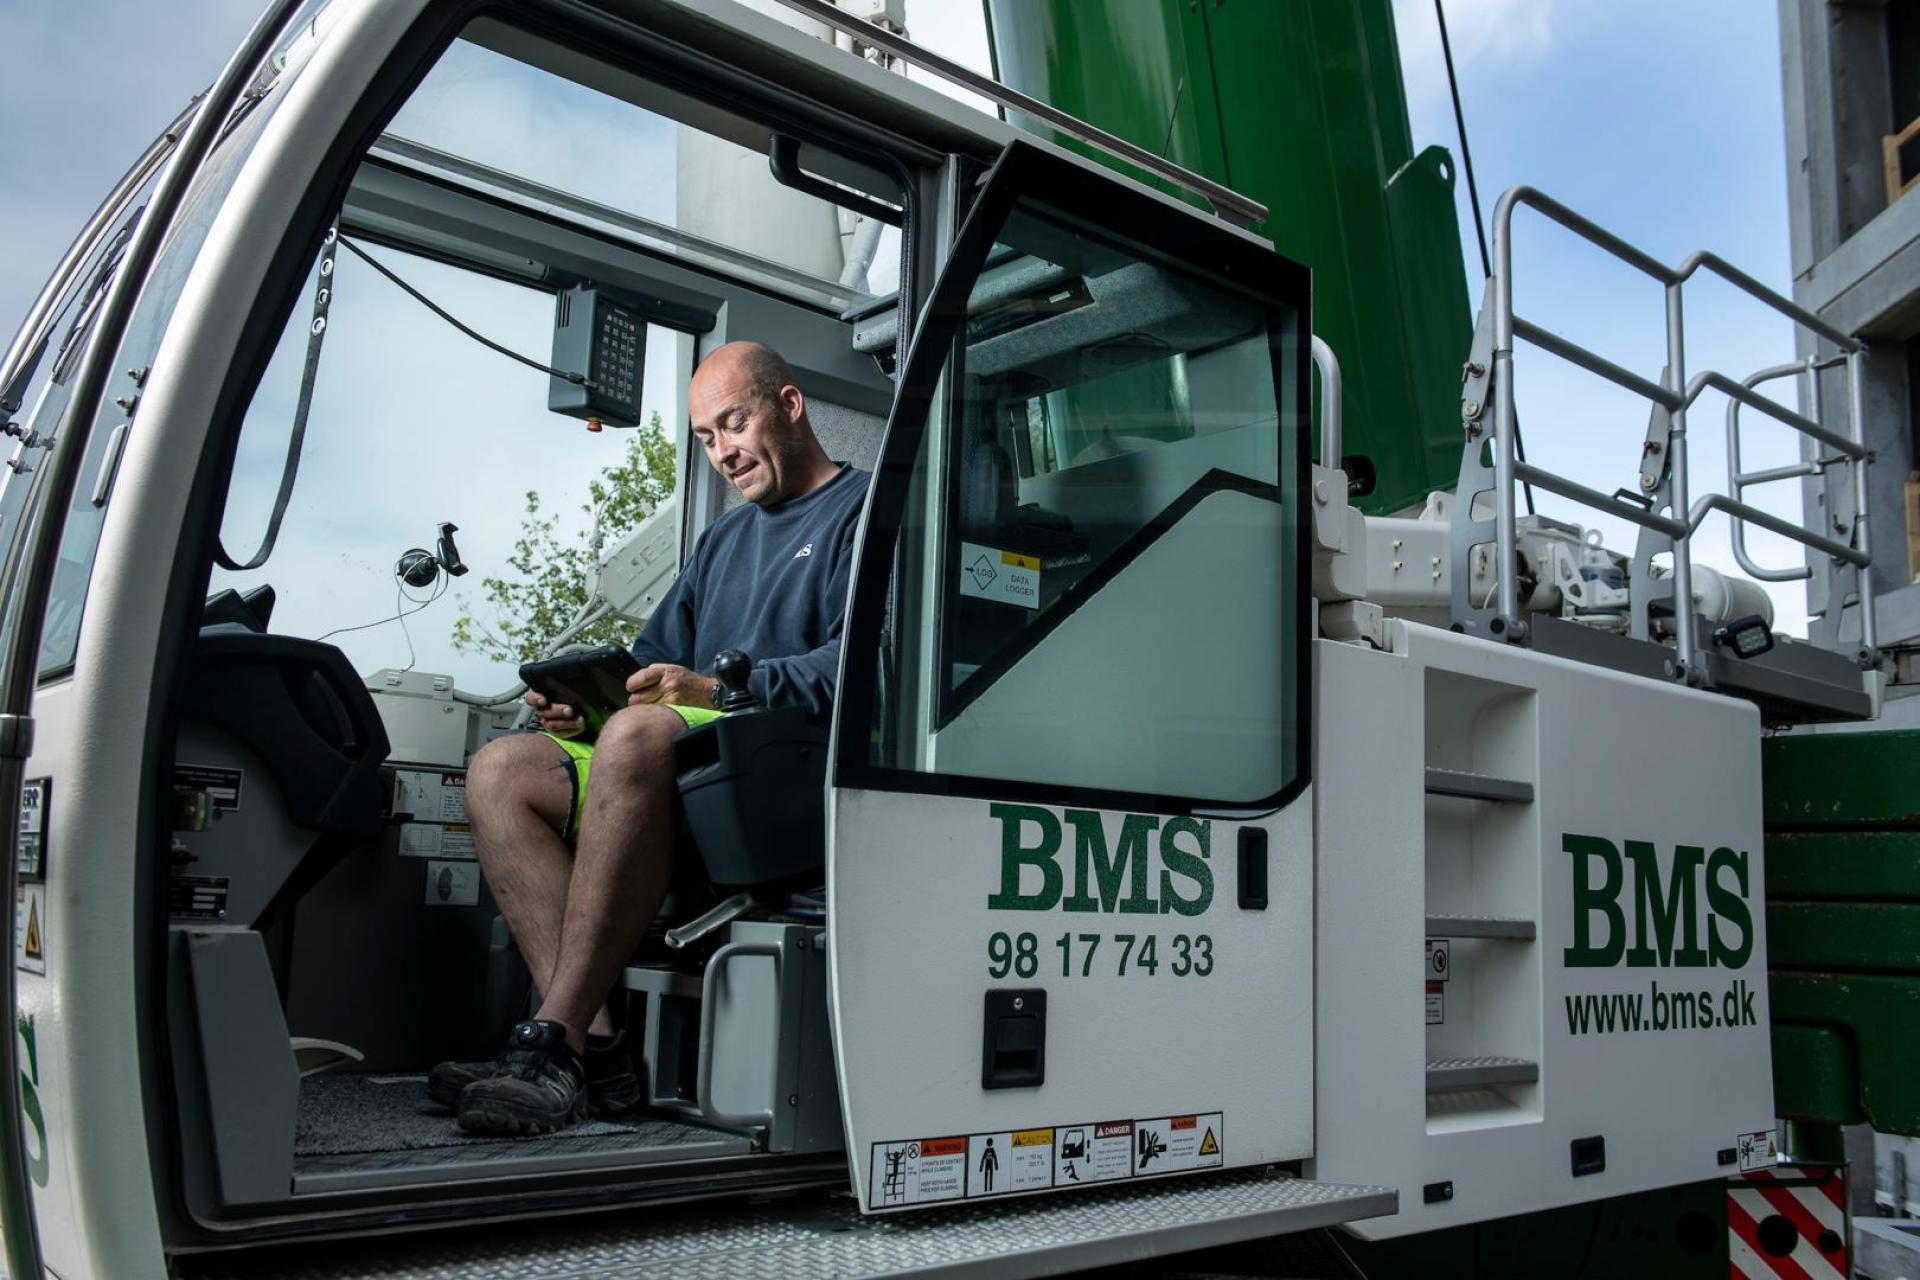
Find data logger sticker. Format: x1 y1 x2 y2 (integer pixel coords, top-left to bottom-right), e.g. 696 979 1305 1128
958 542 1040 609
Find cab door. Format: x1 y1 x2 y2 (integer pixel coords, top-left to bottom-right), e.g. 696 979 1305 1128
828 140 1314 1213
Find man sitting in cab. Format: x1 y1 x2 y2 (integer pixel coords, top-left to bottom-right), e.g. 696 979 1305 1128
431 340 869 1134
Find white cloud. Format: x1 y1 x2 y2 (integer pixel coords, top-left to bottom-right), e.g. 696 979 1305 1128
1394 0 1555 119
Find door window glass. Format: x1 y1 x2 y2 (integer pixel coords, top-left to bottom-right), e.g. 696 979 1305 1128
853 189 1306 808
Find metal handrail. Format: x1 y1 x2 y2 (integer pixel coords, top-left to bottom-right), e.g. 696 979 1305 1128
1312 335 1342 471
770 0 1269 227
1488 184 1875 678
1725 358 1846 582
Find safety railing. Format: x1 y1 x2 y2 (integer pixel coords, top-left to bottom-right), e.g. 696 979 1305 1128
1488 186 1874 679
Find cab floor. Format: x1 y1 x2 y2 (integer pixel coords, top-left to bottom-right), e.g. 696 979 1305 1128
294 1071 719 1173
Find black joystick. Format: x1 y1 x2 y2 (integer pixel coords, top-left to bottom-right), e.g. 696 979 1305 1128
712 649 762 713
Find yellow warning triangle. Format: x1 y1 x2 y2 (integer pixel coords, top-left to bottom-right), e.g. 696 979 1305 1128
23 898 41 959
1198 1127 1219 1156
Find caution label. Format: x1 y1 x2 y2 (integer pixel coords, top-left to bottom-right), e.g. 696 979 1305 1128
872 1111 1222 1210
870 1135 968 1207
1056 1120 1135 1186
176 763 244 813
15 883 45 976
393 770 468 824
967 1127 1053 1197
1426 981 1445 1025
16 778 48 881
957 541 1041 610
1132 1113 1225 1176
1425 938 1450 983
425 860 480 907
1735 1128 1776 1173
400 823 476 860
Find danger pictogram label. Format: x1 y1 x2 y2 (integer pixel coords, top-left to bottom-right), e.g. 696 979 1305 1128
14 883 45 976
1198 1127 1220 1156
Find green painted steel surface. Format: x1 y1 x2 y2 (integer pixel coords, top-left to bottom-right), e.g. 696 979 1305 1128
984 0 1472 516
1763 729 1920 1136
1770 1025 1864 1127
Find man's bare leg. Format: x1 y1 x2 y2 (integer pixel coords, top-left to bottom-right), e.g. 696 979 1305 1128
534 704 683 1051
465 733 615 1037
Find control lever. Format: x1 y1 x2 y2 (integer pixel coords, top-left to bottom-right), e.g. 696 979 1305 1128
712 649 762 713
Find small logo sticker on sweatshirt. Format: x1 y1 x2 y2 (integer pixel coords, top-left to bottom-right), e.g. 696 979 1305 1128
795 542 813 559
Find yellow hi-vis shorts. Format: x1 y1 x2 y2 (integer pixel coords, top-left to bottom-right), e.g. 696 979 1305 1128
544 704 723 841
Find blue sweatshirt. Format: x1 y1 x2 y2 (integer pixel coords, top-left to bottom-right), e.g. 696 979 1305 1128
631 465 869 722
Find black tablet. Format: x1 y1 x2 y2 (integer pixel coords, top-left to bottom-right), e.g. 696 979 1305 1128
518 645 641 734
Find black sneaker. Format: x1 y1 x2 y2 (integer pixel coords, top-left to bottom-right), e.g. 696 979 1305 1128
456 1020 588 1135
428 1028 642 1115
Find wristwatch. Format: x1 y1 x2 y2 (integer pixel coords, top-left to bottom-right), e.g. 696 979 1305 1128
709 677 724 709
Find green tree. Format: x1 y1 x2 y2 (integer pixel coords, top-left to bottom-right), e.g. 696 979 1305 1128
451 412 676 664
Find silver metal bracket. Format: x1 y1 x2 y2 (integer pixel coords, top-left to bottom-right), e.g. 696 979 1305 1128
665 890 760 951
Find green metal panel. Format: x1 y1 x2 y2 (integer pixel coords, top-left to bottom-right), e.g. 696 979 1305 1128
1768 830 1920 899
983 0 1473 515
1771 1024 1864 1126
1763 729 1920 1137
1771 970 1920 1135
1767 902 1920 972
1764 727 1920 827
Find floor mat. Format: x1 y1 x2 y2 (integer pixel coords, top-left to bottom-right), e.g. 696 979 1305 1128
296 1071 674 1156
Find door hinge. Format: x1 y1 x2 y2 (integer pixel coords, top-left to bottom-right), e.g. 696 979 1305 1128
0 715 34 761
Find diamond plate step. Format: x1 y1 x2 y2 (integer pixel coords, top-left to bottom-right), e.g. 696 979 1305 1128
1424 915 1538 940
1425 1055 1539 1091
178 1171 1395 1279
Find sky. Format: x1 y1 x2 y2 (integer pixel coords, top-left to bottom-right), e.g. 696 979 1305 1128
0 0 1822 689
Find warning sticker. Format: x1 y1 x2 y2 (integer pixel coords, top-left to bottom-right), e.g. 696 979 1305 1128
1735 1128 1777 1172
1056 1120 1134 1186
957 541 1041 610
176 763 244 813
968 1128 1053 1197
1426 982 1445 1025
1425 938 1450 983
870 1135 968 1207
16 777 47 881
1131 1113 1225 1176
425 860 481 907
393 770 468 824
399 823 476 860
15 883 45 975
873 1111 1223 1210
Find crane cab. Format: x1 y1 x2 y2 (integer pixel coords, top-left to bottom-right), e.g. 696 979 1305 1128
0 1 1372 1273
0 0 1828 1276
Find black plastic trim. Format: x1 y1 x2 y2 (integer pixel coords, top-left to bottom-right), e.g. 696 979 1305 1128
832 138 1313 820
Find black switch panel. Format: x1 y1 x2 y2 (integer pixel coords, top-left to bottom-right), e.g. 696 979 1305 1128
1237 827 1269 910
1571 1134 1606 1177
981 989 1046 1090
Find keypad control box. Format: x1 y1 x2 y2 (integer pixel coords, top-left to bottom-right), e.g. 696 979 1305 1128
549 285 646 426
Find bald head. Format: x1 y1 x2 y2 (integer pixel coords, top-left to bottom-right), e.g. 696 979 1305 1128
688 341 837 507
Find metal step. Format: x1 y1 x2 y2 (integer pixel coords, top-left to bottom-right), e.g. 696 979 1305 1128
1425 1056 1539 1091
177 1171 1395 1279
1424 767 1534 803
1424 915 1537 941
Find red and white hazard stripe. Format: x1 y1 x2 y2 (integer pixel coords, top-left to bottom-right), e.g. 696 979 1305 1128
1728 1165 1848 1280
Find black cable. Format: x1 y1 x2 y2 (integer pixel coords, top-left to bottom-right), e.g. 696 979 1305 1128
335 235 591 388
315 562 448 646
217 221 336 572
1434 0 1490 279
1434 0 1534 514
